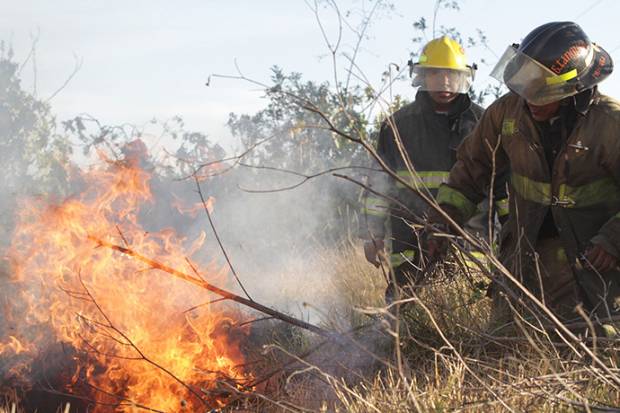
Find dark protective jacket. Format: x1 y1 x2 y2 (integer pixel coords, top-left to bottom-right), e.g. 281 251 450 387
361 91 500 267
437 90 620 311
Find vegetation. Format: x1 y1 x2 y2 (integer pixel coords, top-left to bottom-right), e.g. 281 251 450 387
2 1 620 412
240 245 620 412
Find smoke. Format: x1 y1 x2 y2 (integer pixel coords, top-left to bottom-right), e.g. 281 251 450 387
173 158 364 325
0 50 385 408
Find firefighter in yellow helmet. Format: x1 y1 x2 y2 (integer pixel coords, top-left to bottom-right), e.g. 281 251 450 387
361 36 506 303
410 36 476 104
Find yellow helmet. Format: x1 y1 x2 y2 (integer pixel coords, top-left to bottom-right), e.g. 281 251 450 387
417 36 469 70
409 36 476 93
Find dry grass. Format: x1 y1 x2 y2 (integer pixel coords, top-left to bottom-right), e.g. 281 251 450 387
256 243 620 412
0 403 17 413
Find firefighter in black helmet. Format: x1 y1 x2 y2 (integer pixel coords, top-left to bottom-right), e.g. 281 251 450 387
495 21 612 108
432 21 620 325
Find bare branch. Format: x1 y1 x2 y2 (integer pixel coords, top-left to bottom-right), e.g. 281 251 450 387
193 174 254 301
45 53 83 103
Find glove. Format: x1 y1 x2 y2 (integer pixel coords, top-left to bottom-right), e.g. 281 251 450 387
423 223 451 263
363 239 385 268
584 244 618 273
423 204 463 262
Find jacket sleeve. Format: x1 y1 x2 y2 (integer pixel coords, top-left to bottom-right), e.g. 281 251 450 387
359 122 394 240
436 101 510 225
492 169 511 224
590 117 620 257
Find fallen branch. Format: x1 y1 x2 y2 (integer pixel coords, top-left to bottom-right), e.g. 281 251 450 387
88 236 333 339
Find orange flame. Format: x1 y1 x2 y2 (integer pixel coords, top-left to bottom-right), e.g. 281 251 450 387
171 195 213 218
0 162 250 411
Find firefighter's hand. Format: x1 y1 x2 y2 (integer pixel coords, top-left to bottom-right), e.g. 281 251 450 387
425 236 449 262
585 244 618 273
363 239 385 268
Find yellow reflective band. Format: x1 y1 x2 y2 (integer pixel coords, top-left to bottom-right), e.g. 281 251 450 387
363 196 389 217
495 197 509 217
511 174 552 205
469 251 486 260
396 170 450 189
362 208 387 217
390 249 416 268
466 253 488 271
511 174 620 208
545 68 578 85
554 177 620 207
456 250 489 272
365 196 389 208
437 185 478 220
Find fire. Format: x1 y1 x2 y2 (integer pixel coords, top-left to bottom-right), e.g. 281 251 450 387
0 161 251 411
171 195 212 218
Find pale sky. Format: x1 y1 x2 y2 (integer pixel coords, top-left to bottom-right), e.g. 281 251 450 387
3 0 620 153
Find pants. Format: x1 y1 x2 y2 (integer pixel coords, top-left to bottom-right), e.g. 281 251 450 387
384 251 421 304
490 237 581 325
384 209 493 304
575 261 620 321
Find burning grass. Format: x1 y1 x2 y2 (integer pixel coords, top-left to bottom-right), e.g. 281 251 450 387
1 161 620 412
0 163 252 411
3 233 620 411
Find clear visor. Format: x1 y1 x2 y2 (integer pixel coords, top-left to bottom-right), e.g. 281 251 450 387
411 66 473 94
490 45 581 105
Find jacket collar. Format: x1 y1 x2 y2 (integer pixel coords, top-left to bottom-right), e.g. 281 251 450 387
415 90 472 118
519 86 599 119
572 86 598 116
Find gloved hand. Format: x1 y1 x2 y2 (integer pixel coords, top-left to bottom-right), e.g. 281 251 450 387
424 204 462 263
363 239 385 268
425 236 448 262
423 225 451 263
584 244 618 273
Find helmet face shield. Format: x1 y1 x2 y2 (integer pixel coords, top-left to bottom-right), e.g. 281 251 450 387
491 45 584 105
412 66 474 94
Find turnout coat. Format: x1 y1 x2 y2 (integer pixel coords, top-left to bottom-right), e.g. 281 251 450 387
437 90 620 312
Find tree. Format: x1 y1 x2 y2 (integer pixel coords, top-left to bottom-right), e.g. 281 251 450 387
0 44 73 247
227 66 372 172
225 66 381 243
0 44 72 194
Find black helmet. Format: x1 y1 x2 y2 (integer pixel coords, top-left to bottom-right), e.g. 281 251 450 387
490 21 613 105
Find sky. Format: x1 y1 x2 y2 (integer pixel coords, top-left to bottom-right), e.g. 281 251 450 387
2 0 620 153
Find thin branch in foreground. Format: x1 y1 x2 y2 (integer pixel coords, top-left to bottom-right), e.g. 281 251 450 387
45 53 83 103
182 297 228 314
174 134 278 181
89 236 334 339
193 174 253 301
236 164 378 194
75 271 208 408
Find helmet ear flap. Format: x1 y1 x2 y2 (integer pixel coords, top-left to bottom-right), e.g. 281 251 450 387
469 63 478 81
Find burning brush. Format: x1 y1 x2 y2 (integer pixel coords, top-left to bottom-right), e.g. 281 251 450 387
0 160 257 411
